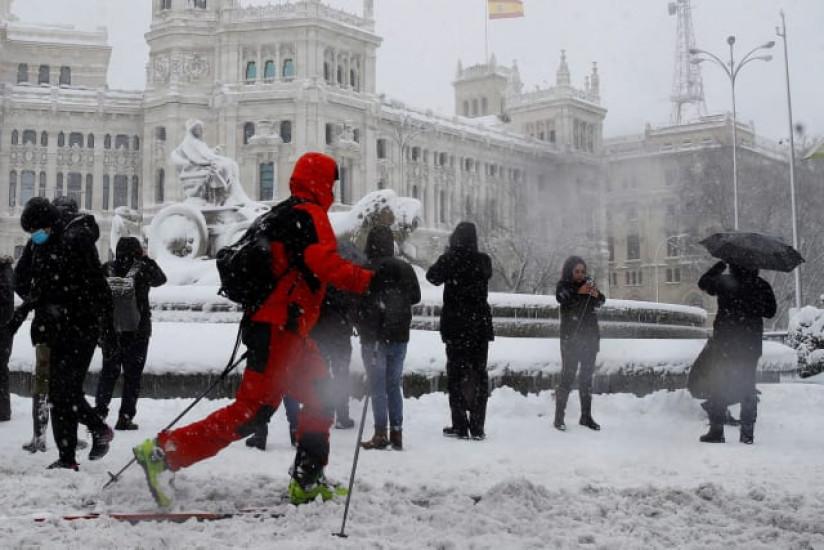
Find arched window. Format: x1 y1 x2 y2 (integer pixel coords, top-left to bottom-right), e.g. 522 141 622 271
40 131 48 147
131 176 140 209
264 60 275 81
22 130 36 145
11 130 18 145
194 0 207 8
279 120 292 144
245 61 257 82
67 173 82 205
155 169 165 203
155 127 167 141
323 62 331 83
17 64 28 84
87 134 95 149
133 136 140 151
115 135 130 150
59 66 71 86
85 174 93 210
55 172 64 198
38 65 50 85
336 65 343 86
57 132 65 148
160 0 172 9
102 175 110 210
376 138 387 159
243 122 255 145
350 69 356 89
39 172 47 197
104 134 112 149
20 171 35 205
113 175 128 208
8 171 17 207
69 132 84 148
259 162 274 201
282 58 295 79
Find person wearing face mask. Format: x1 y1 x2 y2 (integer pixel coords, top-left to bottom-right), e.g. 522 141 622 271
554 256 606 432
5 197 116 470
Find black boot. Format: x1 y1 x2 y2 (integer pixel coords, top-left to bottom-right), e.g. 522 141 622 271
554 390 569 431
579 394 600 431
291 434 328 489
22 394 49 453
739 423 754 445
47 458 79 471
89 424 114 461
115 415 139 431
700 423 725 443
443 426 469 439
245 424 268 451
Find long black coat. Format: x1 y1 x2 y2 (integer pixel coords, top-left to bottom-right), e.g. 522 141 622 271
0 259 13 326
426 225 493 344
15 213 112 343
556 280 606 354
690 262 777 402
357 227 421 344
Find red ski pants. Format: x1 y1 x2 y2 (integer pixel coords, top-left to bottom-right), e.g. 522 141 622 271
159 323 333 471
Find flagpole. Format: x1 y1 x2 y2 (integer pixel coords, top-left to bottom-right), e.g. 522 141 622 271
485 0 489 62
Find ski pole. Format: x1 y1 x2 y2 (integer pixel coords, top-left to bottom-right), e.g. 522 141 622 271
102 327 246 490
334 391 371 538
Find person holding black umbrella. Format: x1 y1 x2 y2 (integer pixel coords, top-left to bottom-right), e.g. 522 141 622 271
696 261 776 445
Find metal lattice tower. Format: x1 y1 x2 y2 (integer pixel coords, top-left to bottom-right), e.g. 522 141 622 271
669 0 707 124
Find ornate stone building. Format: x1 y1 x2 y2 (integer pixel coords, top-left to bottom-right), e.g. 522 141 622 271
0 0 606 284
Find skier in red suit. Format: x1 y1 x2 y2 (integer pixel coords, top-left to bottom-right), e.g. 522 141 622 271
134 152 376 507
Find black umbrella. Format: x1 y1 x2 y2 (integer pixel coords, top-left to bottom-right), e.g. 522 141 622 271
700 232 804 272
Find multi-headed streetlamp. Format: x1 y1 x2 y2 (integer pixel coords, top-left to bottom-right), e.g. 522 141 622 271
690 36 774 230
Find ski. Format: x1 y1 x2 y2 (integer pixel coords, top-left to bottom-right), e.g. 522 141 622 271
33 508 287 524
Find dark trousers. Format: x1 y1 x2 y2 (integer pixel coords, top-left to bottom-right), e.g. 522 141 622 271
316 335 353 422
0 328 11 421
707 363 758 427
558 343 598 418
50 336 105 463
445 340 489 437
95 331 150 421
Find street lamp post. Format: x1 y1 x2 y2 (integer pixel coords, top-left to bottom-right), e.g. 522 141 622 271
777 11 802 309
654 233 689 303
690 37 774 231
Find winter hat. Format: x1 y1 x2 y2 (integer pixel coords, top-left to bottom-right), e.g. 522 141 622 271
365 225 395 260
20 197 60 232
53 196 79 218
449 222 478 252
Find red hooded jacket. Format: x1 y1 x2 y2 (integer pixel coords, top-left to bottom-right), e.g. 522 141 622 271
251 153 373 336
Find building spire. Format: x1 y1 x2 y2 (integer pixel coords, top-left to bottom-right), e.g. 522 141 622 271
363 0 374 20
590 62 600 101
556 50 571 87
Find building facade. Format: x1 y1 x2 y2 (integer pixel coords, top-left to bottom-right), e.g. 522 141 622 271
0 0 607 278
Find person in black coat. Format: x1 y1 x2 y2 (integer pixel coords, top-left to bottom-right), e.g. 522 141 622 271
6 197 115 470
358 226 421 450
697 261 776 444
555 256 605 432
94 237 167 430
0 255 13 421
426 222 493 440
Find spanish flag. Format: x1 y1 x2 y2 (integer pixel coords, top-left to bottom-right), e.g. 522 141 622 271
489 0 524 20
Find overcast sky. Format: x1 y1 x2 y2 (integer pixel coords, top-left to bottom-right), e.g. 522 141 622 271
12 0 824 141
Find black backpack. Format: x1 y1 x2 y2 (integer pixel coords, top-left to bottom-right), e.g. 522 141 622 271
216 197 304 310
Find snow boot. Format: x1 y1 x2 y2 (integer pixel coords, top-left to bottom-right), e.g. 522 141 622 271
579 394 601 431
23 394 50 453
554 390 569 431
89 424 114 461
115 415 139 431
361 430 390 450
47 458 79 471
443 426 468 439
724 409 741 427
390 428 403 450
739 424 754 445
288 438 345 505
288 474 348 505
245 424 268 451
133 438 172 508
699 424 725 443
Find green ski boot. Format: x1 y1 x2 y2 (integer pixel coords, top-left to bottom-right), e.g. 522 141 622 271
133 439 172 509
288 476 348 505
